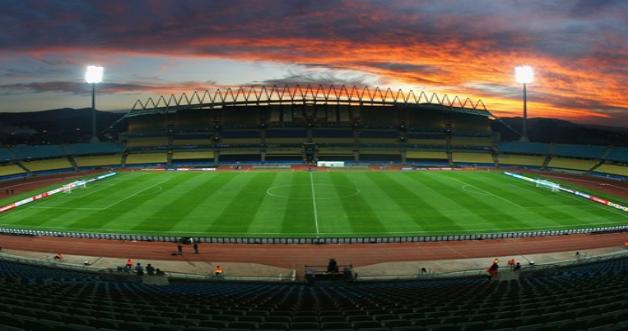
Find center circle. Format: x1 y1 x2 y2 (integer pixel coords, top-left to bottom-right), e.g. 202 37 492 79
266 184 360 200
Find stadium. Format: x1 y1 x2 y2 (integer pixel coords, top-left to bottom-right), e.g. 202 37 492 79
1 83 627 330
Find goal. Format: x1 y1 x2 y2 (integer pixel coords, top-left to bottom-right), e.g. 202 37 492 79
535 179 560 192
62 180 87 193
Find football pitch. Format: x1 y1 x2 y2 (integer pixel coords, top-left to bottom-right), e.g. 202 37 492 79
0 170 625 237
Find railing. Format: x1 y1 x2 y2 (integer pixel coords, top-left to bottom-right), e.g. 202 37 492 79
1 225 626 245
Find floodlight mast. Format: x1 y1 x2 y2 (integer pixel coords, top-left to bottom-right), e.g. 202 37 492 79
85 65 103 143
515 66 533 142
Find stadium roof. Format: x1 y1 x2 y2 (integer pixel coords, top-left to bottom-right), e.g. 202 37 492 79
125 85 492 119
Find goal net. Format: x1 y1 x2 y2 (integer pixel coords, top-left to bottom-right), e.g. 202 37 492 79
536 179 560 192
62 180 87 194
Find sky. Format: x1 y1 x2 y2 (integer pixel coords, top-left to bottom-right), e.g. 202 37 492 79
0 0 626 127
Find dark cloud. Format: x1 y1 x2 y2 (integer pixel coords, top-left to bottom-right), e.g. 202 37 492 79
0 80 217 95
254 71 373 87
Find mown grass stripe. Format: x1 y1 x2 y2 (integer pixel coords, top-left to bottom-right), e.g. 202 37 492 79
208 172 278 233
329 172 386 234
416 172 533 232
366 172 462 232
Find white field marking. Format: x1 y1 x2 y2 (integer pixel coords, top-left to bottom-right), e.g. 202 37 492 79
2 221 623 236
309 172 320 235
449 176 524 208
29 206 103 211
265 184 360 200
96 181 166 210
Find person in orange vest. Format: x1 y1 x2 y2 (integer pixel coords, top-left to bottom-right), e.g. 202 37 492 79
54 253 63 261
215 265 223 277
126 258 133 270
507 258 515 270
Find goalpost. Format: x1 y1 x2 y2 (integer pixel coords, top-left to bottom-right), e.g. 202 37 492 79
535 179 560 192
62 180 87 194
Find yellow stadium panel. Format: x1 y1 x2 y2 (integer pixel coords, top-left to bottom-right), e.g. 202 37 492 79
22 158 72 171
406 151 448 159
596 164 628 176
75 154 122 167
406 139 447 146
450 136 493 147
318 148 354 155
359 138 398 144
221 138 261 144
125 153 167 164
360 149 401 155
548 157 598 171
265 137 305 144
172 151 214 160
0 164 25 176
499 154 545 166
313 137 355 144
220 149 260 155
126 137 169 147
266 149 302 155
172 139 212 146
453 152 494 164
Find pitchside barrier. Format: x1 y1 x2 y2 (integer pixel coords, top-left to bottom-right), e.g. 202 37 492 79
0 225 627 244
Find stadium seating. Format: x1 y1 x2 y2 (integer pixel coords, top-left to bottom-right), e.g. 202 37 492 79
74 154 123 167
548 157 598 171
406 150 448 160
172 151 214 160
11 144 66 160
498 154 545 167
605 147 628 163
172 138 213 146
0 256 627 330
552 144 606 159
0 148 14 162
0 164 25 176
450 136 493 147
405 138 447 146
595 163 628 177
452 152 494 164
265 129 307 145
126 137 169 148
21 157 73 172
498 142 550 155
65 143 124 156
125 153 167 165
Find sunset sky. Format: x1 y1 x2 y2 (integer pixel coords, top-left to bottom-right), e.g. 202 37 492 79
1 0 626 126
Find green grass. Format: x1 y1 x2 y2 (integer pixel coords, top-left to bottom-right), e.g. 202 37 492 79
0 170 625 237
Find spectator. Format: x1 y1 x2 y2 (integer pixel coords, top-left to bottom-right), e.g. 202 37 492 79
514 262 522 272
305 268 315 284
126 258 133 269
193 243 199 254
135 263 144 276
486 260 499 280
215 265 223 277
327 258 338 273
146 264 155 276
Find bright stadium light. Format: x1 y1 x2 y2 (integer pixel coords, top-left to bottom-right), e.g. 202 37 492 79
515 65 534 84
85 65 104 142
514 65 533 142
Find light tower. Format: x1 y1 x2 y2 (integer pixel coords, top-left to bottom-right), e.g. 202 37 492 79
85 65 104 143
514 65 534 142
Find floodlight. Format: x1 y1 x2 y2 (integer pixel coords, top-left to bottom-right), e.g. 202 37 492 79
85 65 104 84
514 65 534 84
514 65 533 142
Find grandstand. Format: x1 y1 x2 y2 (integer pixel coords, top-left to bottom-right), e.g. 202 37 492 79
21 157 73 172
0 254 626 330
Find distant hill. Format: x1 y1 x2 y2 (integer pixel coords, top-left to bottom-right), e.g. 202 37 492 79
492 117 628 146
0 108 124 145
